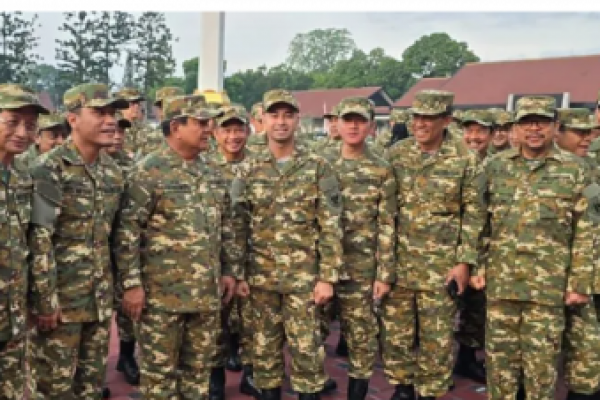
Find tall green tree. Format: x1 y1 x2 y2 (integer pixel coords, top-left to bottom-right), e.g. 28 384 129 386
94 12 135 86
0 12 41 84
402 32 479 79
285 28 357 74
26 63 71 110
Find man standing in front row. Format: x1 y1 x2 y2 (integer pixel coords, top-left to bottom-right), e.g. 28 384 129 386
232 89 343 400
382 90 485 400
114 95 244 400
29 83 128 399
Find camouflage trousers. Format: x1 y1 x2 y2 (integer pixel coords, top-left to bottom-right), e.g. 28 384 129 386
455 286 486 349
337 280 379 379
251 288 327 393
486 300 564 400
0 333 25 400
30 319 111 400
213 296 253 368
380 286 456 398
138 307 219 400
563 301 600 394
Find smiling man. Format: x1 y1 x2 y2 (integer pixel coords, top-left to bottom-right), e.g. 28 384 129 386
461 110 495 161
28 83 128 399
17 113 68 169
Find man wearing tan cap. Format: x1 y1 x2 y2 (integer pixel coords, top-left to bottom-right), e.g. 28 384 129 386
17 112 68 169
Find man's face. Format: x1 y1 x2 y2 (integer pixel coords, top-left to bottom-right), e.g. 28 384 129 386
106 125 127 154
411 113 451 148
215 120 248 155
492 125 511 148
514 115 556 153
36 127 67 154
326 116 340 139
263 103 299 144
172 117 210 153
154 104 163 122
555 127 593 157
68 106 118 149
0 107 39 156
339 114 371 147
123 100 143 121
463 122 493 156
251 118 263 133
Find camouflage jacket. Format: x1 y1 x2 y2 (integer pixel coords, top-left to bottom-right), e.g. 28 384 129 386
372 128 392 156
246 132 267 154
314 137 342 159
0 162 33 341
114 143 245 313
29 139 124 322
321 146 397 284
232 142 343 293
107 150 135 176
479 147 596 306
124 120 155 157
487 143 511 157
135 127 165 160
385 131 485 292
15 145 41 170
589 137 600 167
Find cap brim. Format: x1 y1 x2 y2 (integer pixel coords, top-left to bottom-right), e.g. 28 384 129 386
118 120 132 129
340 111 372 121
191 109 222 120
409 108 446 116
564 124 593 130
86 98 130 110
461 119 492 127
38 122 64 131
515 110 555 121
124 96 145 102
265 101 299 112
5 102 50 115
218 116 248 126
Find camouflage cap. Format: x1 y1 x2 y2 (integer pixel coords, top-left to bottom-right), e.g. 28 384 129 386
452 109 464 122
250 102 263 120
64 83 128 111
115 111 132 129
337 97 374 121
514 96 556 121
490 109 514 126
112 87 145 102
154 87 184 106
390 109 409 124
37 113 65 132
263 89 299 112
163 95 220 121
590 114 600 129
460 109 494 127
215 105 249 127
557 108 593 130
409 90 454 116
323 104 339 118
0 83 49 114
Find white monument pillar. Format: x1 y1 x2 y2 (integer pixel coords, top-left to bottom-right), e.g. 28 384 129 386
198 12 225 91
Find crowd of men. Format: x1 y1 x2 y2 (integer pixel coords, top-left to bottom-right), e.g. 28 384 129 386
1 80 600 400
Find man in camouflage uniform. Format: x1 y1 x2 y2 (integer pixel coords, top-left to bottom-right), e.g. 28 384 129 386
112 87 154 158
372 109 410 155
152 87 184 124
321 97 397 400
0 84 48 400
114 95 244 400
461 109 494 161
29 83 127 399
488 109 514 156
17 113 68 169
249 102 264 135
473 96 596 400
232 89 343 400
382 90 485 400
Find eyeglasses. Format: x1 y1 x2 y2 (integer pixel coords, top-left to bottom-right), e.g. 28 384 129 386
516 119 553 128
0 117 38 135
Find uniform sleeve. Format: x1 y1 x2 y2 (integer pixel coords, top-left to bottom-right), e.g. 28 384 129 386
220 188 246 281
316 159 343 284
229 162 251 281
375 165 397 284
456 156 487 270
114 168 156 290
474 160 492 278
28 161 61 315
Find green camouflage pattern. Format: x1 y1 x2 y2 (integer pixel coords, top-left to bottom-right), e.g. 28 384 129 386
337 96 374 120
589 137 600 167
251 102 263 120
114 143 245 313
63 83 128 111
591 114 600 129
123 120 157 158
323 104 340 118
37 112 65 132
154 86 184 106
112 87 145 102
262 89 299 111
460 109 494 127
246 132 267 154
0 83 49 114
390 109 409 124
15 144 40 170
163 94 216 121
490 109 514 127
409 90 454 116
514 95 556 121
216 105 249 126
557 108 593 130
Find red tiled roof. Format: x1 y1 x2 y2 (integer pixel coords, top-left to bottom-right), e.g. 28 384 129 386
393 78 450 107
292 87 384 118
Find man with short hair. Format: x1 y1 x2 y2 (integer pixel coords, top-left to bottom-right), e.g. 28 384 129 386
0 83 49 400
249 102 264 134
17 112 68 168
112 87 152 157
29 83 128 399
488 109 514 155
461 109 495 161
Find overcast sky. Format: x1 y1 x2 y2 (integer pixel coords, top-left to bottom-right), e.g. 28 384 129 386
25 12 600 81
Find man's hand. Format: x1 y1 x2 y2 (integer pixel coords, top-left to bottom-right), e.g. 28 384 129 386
37 308 61 331
446 263 470 295
565 291 590 306
313 281 334 305
469 276 486 290
236 280 250 298
123 286 145 322
220 276 236 304
373 281 391 300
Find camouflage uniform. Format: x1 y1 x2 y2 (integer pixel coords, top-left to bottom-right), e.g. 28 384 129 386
114 95 244 400
382 91 485 398
479 96 597 400
112 87 158 159
488 109 514 156
372 109 410 156
321 97 397 380
0 85 49 400
16 113 65 169
231 90 343 394
28 84 127 399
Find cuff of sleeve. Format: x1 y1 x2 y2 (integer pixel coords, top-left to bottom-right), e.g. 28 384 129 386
376 267 396 284
223 263 244 281
456 246 478 270
122 273 142 290
37 292 59 315
319 266 339 284
567 275 592 296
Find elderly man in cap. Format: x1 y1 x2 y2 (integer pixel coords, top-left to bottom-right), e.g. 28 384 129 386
473 96 597 400
314 104 342 157
0 84 49 400
232 89 343 400
17 112 68 169
461 109 495 161
382 90 485 400
114 95 244 400
28 83 128 399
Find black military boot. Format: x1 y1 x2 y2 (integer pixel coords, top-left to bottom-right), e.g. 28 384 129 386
452 344 486 384
101 387 111 398
116 340 140 385
261 387 282 400
347 377 369 400
390 384 416 400
226 333 243 372
240 364 261 399
298 393 320 400
320 378 337 394
209 367 226 400
515 384 525 400
335 333 349 357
